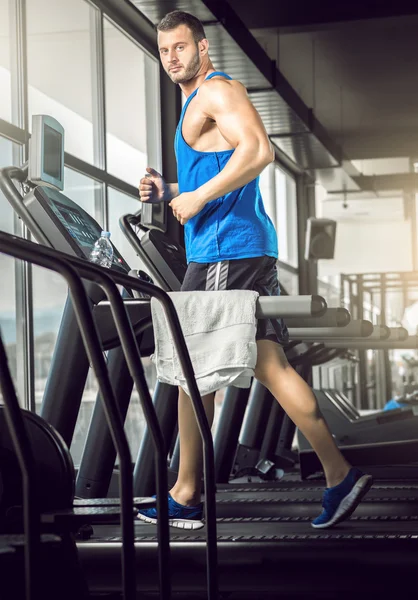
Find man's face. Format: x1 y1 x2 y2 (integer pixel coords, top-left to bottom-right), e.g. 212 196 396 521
158 25 202 84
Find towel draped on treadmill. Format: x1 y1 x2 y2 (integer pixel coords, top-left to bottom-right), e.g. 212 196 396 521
150 290 259 396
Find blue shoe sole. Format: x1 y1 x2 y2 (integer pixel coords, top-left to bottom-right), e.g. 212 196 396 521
311 474 373 529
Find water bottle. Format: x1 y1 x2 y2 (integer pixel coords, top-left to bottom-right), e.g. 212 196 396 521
89 231 114 268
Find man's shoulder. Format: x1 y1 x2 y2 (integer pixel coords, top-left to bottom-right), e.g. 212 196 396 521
199 76 246 101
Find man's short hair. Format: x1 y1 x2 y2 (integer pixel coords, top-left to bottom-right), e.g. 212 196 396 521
157 10 206 44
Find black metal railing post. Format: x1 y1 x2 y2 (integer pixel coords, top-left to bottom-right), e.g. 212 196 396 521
0 330 40 600
0 231 220 600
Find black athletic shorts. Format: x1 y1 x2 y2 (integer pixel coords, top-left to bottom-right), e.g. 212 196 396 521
180 256 289 345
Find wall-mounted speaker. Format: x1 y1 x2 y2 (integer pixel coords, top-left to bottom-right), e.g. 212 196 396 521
305 217 337 260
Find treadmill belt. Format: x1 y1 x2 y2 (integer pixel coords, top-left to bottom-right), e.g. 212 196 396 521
78 520 418 596
215 489 418 500
82 518 418 544
216 484 418 492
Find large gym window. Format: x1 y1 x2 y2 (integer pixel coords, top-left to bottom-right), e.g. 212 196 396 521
0 137 18 390
259 163 276 226
103 17 162 187
108 187 142 269
32 169 100 415
0 2 12 124
26 0 97 164
275 165 298 269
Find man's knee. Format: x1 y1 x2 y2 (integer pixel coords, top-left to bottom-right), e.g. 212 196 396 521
254 343 290 386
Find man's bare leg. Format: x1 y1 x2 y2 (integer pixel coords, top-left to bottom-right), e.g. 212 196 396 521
170 339 351 507
254 340 350 488
169 387 214 506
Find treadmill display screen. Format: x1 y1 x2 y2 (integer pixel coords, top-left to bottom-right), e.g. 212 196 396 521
36 187 130 273
48 199 99 256
43 124 63 181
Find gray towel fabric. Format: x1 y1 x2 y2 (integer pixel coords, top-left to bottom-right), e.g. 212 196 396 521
150 290 259 396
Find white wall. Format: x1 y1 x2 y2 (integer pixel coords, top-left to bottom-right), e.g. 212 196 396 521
318 219 413 278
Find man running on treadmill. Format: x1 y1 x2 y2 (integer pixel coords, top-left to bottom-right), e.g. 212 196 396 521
138 10 372 529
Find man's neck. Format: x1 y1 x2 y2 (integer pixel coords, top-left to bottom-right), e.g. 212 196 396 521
180 62 216 98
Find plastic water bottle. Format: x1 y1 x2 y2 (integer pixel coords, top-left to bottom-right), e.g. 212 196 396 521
89 231 114 268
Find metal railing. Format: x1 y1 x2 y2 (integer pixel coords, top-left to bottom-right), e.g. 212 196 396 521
0 230 219 600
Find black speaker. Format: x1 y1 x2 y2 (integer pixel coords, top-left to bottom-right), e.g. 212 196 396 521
304 217 337 260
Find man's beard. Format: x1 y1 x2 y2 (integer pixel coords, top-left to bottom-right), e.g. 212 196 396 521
169 48 200 84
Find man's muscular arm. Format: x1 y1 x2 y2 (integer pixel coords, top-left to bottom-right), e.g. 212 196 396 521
196 79 274 204
169 78 274 225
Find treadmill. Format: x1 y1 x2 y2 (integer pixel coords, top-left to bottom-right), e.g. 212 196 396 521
75 218 418 598
105 217 418 509
8 182 417 600
3 119 417 598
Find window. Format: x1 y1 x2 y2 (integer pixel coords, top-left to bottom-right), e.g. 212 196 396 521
108 188 157 459
259 163 276 225
104 18 162 187
26 0 97 164
31 169 99 468
279 268 299 296
416 193 418 267
108 187 142 270
0 1 12 123
0 0 163 462
0 137 18 385
275 166 287 261
64 167 104 226
275 165 298 269
286 175 298 268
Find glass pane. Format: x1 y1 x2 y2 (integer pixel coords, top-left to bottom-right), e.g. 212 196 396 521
259 163 276 226
279 268 299 296
0 137 17 386
275 166 288 262
64 167 104 226
0 1 12 122
108 187 143 271
104 19 160 186
108 188 157 461
27 0 96 164
31 170 99 468
285 174 299 269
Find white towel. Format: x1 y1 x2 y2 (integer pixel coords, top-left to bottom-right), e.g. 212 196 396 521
150 290 259 396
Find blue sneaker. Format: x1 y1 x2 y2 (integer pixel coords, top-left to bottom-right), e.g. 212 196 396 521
312 467 373 529
137 494 204 530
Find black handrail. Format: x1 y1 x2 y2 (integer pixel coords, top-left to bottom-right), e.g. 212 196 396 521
310 348 344 367
0 331 40 600
0 233 137 600
119 214 170 290
120 214 219 597
0 231 219 600
0 167 50 246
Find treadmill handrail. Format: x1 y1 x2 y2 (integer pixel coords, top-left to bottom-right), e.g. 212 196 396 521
288 319 373 340
120 214 329 318
284 307 350 328
323 337 418 350
0 166 51 246
119 214 169 290
0 230 219 600
97 295 328 319
0 232 138 600
253 294 327 317
0 333 40 600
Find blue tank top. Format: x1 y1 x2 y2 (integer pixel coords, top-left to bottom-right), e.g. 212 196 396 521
174 71 278 264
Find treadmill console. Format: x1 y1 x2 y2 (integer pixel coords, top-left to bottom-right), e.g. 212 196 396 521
141 229 187 291
24 186 130 274
29 115 65 191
